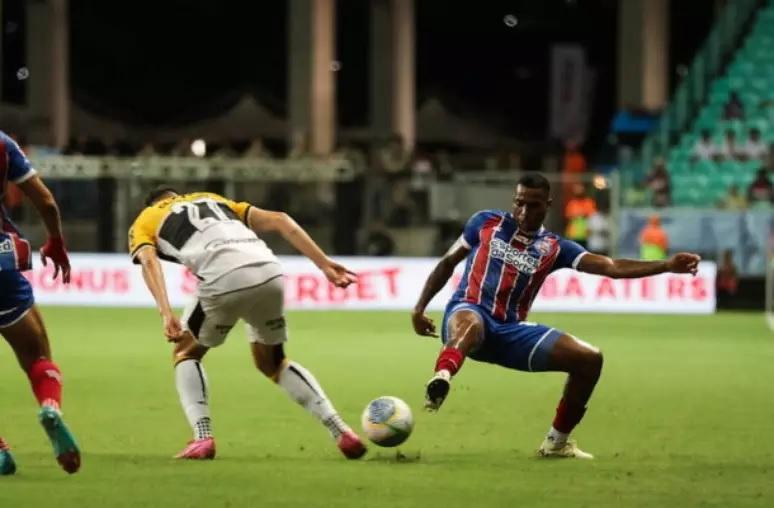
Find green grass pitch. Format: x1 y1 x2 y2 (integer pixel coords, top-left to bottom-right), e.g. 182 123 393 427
1 308 773 507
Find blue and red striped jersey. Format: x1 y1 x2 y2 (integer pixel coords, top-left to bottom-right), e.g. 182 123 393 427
0 130 35 270
0 130 35 236
451 209 587 322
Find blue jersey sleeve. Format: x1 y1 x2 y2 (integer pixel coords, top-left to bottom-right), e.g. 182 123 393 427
1 132 35 183
552 237 588 271
460 210 501 249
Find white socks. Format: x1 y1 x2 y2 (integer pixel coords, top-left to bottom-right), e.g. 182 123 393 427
175 359 349 441
547 427 569 445
175 359 213 440
276 361 350 439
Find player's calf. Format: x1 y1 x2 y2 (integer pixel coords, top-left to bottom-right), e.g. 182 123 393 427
425 310 482 411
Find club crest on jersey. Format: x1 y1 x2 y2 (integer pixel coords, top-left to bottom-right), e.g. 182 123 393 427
534 239 551 256
490 238 538 274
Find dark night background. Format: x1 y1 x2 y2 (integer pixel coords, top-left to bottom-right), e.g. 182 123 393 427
3 0 715 151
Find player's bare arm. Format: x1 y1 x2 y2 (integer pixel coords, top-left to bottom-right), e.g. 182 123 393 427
246 207 356 288
412 241 470 337
135 246 183 342
17 175 70 283
577 252 701 278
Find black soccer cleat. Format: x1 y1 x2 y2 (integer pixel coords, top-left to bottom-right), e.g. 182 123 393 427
424 370 451 412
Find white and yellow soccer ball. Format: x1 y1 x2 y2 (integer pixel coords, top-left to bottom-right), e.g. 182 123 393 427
361 396 414 447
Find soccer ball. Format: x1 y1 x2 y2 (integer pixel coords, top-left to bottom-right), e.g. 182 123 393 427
361 396 414 447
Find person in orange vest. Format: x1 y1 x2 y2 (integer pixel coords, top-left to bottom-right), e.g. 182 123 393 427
564 183 597 249
639 214 669 260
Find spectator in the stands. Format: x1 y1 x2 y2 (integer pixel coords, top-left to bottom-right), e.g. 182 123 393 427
62 135 88 155
639 214 669 261
170 138 194 157
716 249 739 306
716 129 740 161
738 127 769 161
210 141 238 159
409 152 434 223
646 158 671 207
137 142 159 157
720 184 748 210
376 134 410 176
561 140 587 207
564 183 597 249
434 150 454 181
692 129 716 161
242 137 271 158
723 90 745 120
562 140 587 174
748 168 773 205
363 221 396 256
586 208 610 255
110 139 136 156
624 181 648 207
288 130 308 158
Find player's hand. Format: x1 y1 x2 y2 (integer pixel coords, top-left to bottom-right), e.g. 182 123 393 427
163 314 184 343
40 235 71 283
666 252 701 276
321 259 358 288
412 311 438 338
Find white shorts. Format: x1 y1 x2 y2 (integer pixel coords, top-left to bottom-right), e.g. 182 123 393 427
181 266 287 348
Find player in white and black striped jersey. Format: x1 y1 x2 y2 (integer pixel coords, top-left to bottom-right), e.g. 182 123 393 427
129 186 366 460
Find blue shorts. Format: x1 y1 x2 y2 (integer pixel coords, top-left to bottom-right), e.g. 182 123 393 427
0 270 35 328
441 301 563 372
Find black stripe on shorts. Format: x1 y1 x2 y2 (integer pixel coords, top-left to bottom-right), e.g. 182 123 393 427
187 302 206 339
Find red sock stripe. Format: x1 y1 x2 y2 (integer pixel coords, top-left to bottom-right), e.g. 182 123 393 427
27 359 63 408
552 397 587 434
434 347 465 376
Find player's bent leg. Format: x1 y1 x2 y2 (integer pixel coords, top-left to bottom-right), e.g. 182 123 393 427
538 334 603 460
0 437 16 476
0 306 81 473
251 342 366 460
426 308 485 412
171 332 215 460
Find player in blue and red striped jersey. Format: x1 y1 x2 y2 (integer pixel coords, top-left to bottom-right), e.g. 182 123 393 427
0 130 80 475
412 173 700 459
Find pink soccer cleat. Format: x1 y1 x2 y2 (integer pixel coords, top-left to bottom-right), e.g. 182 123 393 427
337 430 366 459
174 437 216 460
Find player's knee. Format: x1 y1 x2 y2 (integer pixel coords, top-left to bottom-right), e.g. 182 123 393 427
172 338 207 365
449 310 484 349
583 348 603 377
252 344 285 380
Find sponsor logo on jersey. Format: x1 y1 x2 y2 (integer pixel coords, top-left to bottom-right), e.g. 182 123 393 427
490 238 539 274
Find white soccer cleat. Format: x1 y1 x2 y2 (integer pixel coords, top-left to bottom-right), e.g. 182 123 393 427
424 370 451 412
537 437 594 459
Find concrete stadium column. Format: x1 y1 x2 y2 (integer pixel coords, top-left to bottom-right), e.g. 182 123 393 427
288 0 336 156
25 0 69 147
617 0 669 111
50 0 70 149
26 0 52 144
370 0 415 151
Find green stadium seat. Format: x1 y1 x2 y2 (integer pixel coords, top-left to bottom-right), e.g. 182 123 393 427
741 159 763 173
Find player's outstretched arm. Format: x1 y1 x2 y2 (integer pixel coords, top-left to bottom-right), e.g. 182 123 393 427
412 242 470 337
246 207 356 288
134 246 183 342
576 252 701 279
17 175 70 283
